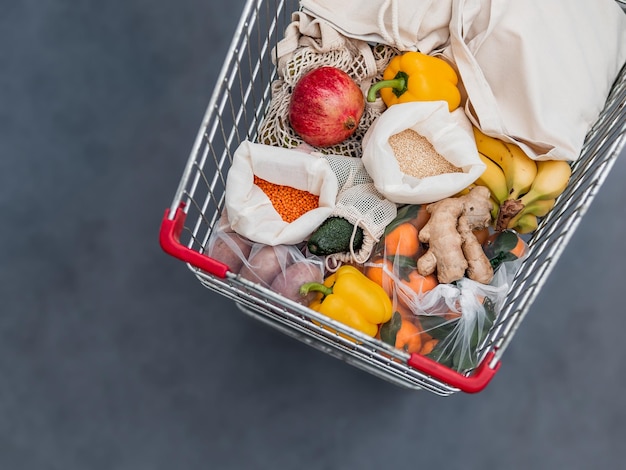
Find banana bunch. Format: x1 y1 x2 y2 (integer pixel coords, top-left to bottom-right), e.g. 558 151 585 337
471 127 572 234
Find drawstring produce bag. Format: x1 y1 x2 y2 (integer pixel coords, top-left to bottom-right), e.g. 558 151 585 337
321 154 398 266
444 0 626 161
361 100 485 204
224 140 339 246
258 10 399 158
299 0 453 54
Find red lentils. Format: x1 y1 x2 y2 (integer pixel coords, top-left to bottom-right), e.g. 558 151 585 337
254 175 319 223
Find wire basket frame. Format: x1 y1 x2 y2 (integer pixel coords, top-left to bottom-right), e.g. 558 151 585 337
160 0 626 395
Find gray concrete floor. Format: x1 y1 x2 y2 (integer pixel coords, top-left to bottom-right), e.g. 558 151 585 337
2 1 626 469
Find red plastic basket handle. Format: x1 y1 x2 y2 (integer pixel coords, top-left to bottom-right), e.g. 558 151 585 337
407 350 501 393
159 204 229 278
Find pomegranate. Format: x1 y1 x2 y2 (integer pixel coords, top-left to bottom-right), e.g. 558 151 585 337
288 66 365 147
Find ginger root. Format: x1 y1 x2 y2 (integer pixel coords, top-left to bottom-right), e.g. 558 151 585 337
417 186 494 284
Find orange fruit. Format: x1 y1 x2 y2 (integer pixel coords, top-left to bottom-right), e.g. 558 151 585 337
397 269 438 310
395 318 423 354
482 229 527 268
364 256 396 298
509 234 527 258
384 222 420 258
420 338 439 355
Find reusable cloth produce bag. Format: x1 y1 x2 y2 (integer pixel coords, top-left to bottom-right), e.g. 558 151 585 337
224 141 338 246
445 0 626 161
299 0 626 161
361 101 485 204
321 154 398 266
299 0 453 53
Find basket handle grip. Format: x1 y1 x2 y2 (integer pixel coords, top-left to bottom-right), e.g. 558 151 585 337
159 204 229 278
407 350 501 393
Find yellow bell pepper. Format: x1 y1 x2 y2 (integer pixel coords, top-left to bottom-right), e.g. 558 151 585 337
367 51 461 112
299 265 393 338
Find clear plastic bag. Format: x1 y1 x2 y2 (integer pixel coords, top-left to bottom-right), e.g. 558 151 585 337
368 204 528 371
207 213 326 306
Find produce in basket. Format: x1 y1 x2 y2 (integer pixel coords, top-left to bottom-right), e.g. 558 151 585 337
482 230 528 272
307 216 364 256
417 186 494 285
472 126 538 202
208 218 325 306
379 311 429 355
497 159 572 232
300 265 393 339
367 51 461 112
470 126 572 233
368 203 528 372
271 260 324 306
288 66 365 147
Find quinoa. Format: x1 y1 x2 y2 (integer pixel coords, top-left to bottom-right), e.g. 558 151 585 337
388 129 461 178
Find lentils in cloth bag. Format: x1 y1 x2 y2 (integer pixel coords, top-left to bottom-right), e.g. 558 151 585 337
224 141 339 246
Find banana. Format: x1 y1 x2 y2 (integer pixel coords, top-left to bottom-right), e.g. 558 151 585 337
511 213 538 234
475 151 509 204
522 198 556 218
489 196 500 223
518 159 572 207
472 127 538 200
506 198 556 230
502 142 539 200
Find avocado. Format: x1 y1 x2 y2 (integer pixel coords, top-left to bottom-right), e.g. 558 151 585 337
307 217 364 256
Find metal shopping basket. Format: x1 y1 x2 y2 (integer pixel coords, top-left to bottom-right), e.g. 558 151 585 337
159 0 626 396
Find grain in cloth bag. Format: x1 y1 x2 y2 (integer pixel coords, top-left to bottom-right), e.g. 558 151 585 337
361 101 485 204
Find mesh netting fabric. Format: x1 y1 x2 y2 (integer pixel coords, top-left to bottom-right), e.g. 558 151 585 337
257 21 400 158
321 155 397 267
